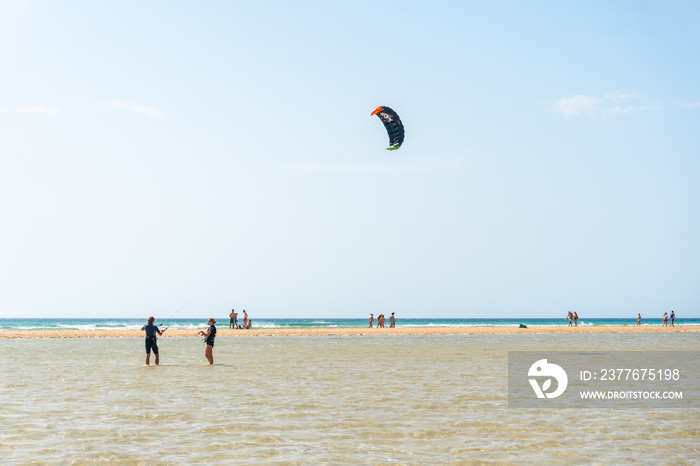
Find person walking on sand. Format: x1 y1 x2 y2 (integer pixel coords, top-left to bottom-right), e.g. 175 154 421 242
637 313 641 326
566 311 573 327
670 310 676 327
368 314 374 328
229 309 236 329
662 312 668 327
389 312 396 328
142 316 165 365
378 314 385 328
198 318 217 365
242 310 248 329
573 312 579 327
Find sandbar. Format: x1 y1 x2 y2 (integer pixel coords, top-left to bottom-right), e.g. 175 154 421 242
0 325 698 338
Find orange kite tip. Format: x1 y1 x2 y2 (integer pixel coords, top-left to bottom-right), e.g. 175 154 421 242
370 106 383 116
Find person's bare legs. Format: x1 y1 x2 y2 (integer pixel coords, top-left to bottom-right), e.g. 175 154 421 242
145 353 151 365
155 353 160 365
205 345 214 365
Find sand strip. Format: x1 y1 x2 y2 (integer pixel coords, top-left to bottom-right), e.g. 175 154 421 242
0 325 698 338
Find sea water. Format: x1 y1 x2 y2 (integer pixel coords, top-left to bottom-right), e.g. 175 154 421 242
2 316 698 331
0 332 698 464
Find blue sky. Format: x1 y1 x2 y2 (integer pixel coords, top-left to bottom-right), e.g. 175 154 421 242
1 1 698 318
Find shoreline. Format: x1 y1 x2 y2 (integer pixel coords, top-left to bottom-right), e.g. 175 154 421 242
1 325 698 339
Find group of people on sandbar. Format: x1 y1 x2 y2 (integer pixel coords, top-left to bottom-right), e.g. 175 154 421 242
566 311 579 326
368 312 396 328
142 317 219 366
637 311 676 326
566 311 679 328
229 309 252 329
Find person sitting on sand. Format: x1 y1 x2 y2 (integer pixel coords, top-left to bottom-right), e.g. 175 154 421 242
637 313 641 326
389 312 396 328
247 319 252 329
198 318 217 365
662 312 668 327
573 312 578 327
141 316 165 366
368 314 374 328
670 310 675 327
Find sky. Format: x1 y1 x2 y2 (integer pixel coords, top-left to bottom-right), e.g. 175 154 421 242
1 1 699 319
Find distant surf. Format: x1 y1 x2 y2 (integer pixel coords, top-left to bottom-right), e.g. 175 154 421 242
1 317 697 331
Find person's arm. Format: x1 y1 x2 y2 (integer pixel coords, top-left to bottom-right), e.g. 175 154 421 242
198 329 211 337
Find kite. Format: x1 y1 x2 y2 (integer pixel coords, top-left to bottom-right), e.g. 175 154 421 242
371 106 404 150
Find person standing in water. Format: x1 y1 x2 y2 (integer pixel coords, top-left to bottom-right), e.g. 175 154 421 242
198 318 217 365
142 316 165 365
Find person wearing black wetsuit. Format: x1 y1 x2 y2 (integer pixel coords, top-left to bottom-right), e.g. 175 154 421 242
141 316 165 365
197 318 217 365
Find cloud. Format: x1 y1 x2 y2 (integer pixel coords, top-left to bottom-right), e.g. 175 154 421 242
548 93 653 119
606 105 655 116
107 101 161 117
681 102 700 108
281 158 461 174
548 95 603 119
17 106 60 114
604 93 638 103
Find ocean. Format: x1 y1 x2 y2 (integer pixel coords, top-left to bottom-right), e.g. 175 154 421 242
1 316 698 331
0 331 698 463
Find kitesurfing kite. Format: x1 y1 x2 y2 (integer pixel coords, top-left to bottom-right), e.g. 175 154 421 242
371 106 404 150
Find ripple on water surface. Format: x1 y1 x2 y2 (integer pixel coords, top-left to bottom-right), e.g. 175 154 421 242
0 333 698 464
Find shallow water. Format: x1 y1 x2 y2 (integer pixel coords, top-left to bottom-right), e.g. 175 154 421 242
1 333 698 464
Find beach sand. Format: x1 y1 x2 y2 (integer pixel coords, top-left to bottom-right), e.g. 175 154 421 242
1 325 698 338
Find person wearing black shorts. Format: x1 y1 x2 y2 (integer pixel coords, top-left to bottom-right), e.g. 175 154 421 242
141 316 165 365
198 318 217 365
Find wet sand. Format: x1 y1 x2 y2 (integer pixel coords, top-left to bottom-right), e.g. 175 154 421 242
1 325 698 338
